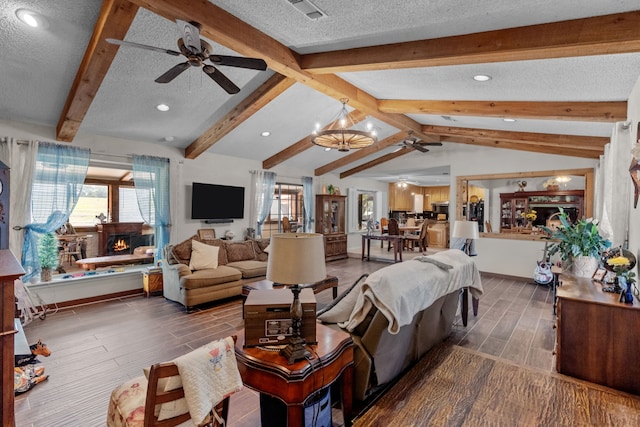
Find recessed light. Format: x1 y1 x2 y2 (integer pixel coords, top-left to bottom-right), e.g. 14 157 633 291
16 9 47 28
473 74 492 82
261 131 271 137
156 104 170 112
324 147 331 152
163 136 175 142
503 118 517 122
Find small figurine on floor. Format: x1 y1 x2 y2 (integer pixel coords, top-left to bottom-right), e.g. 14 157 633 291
15 339 51 366
14 364 48 394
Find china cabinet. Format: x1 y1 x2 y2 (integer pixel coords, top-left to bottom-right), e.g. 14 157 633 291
315 194 347 261
500 190 584 231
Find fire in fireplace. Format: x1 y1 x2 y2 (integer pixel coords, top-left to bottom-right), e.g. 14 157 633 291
105 233 154 256
113 239 130 253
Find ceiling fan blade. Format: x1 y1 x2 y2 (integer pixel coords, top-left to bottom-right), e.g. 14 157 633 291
176 19 201 53
415 141 443 146
155 62 191 83
203 65 240 94
209 55 268 71
106 38 180 56
412 144 430 153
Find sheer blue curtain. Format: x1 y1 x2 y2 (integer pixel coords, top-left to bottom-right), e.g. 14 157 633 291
22 142 90 281
252 171 276 237
132 155 171 261
302 176 314 232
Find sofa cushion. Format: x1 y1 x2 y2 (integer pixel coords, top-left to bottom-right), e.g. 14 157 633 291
180 265 242 290
248 238 270 262
226 260 267 279
189 239 219 271
171 235 197 265
224 241 256 262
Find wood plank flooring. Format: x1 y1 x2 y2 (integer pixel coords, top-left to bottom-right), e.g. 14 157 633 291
14 249 602 426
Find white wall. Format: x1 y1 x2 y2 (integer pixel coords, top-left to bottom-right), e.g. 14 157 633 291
626 76 640 264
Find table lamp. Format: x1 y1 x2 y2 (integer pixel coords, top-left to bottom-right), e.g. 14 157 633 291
266 233 326 363
452 220 479 256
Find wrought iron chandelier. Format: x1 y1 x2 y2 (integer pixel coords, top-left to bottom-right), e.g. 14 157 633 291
311 98 377 152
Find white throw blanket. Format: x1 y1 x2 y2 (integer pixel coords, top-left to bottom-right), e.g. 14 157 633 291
173 337 243 425
339 249 483 334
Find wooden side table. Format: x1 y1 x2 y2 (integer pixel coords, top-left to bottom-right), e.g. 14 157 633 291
143 271 163 297
234 323 354 427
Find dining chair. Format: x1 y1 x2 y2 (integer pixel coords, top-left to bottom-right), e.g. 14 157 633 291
379 217 389 247
387 218 400 252
404 220 429 252
282 216 290 233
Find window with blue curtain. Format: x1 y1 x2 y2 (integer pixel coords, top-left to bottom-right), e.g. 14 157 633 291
22 142 90 281
132 155 170 261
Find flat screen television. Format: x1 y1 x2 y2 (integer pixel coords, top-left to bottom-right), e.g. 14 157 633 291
191 182 245 220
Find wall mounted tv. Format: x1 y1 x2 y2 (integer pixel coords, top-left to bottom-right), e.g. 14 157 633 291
191 182 245 221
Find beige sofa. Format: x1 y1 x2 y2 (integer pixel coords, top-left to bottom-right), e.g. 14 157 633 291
318 249 483 401
161 235 270 311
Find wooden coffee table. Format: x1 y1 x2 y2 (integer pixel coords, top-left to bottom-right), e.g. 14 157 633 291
234 323 354 427
76 253 154 270
243 275 339 299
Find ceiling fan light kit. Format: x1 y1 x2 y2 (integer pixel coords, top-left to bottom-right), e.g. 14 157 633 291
106 20 267 94
311 98 377 152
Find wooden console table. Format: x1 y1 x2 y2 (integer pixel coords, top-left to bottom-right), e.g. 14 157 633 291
555 274 640 395
361 234 404 263
76 253 153 270
234 323 354 427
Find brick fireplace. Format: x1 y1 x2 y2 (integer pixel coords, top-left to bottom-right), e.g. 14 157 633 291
96 222 154 256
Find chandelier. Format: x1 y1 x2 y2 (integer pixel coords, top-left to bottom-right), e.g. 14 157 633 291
311 98 377 152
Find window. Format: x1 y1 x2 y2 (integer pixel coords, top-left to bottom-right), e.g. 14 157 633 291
68 184 109 226
119 187 145 223
263 183 304 237
357 192 375 231
348 188 382 233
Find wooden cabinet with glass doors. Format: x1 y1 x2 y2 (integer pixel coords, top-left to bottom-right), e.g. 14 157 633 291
315 194 348 261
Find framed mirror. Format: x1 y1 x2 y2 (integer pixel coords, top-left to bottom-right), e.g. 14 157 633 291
456 168 594 240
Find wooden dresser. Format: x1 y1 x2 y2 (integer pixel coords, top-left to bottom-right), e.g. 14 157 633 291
1 250 26 426
555 274 640 395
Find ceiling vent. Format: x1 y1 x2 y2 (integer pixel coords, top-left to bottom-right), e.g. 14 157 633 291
286 0 326 20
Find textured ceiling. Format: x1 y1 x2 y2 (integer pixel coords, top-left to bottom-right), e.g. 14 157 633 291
1 0 639 185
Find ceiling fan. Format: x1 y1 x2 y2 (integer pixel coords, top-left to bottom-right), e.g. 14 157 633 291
398 131 443 153
106 19 267 94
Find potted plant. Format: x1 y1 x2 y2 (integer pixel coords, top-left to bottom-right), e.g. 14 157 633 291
38 232 59 282
542 208 611 277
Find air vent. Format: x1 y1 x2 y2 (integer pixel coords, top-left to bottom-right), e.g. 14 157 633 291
286 0 326 20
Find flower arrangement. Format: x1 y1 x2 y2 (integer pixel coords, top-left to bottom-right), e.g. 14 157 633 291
543 178 559 190
520 209 537 221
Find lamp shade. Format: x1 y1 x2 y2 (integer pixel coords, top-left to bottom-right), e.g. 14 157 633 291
266 233 326 285
452 220 480 240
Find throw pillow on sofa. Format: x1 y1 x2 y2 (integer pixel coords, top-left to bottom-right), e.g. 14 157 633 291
224 241 256 262
189 240 219 270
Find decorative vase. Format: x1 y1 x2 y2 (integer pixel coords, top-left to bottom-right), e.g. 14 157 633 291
619 276 634 304
571 256 598 278
40 268 52 282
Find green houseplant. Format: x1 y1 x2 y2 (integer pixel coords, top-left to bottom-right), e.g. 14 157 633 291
38 232 59 282
542 208 611 277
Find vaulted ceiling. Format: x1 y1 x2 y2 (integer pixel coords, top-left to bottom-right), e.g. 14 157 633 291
3 0 640 184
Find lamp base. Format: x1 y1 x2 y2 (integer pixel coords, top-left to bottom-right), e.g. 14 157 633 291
280 335 310 364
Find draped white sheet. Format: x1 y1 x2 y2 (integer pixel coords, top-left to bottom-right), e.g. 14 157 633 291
596 122 632 247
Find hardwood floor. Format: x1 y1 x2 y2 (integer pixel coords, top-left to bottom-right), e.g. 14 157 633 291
14 250 576 426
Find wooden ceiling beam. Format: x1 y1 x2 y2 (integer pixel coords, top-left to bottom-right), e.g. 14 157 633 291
56 0 138 142
185 73 295 159
314 131 407 176
422 125 608 151
444 136 600 159
129 0 434 148
301 11 640 73
262 110 367 170
380 100 626 122
340 147 413 179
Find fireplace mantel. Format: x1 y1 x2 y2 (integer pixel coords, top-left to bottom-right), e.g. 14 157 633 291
96 222 144 256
